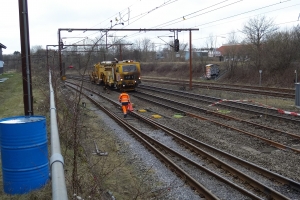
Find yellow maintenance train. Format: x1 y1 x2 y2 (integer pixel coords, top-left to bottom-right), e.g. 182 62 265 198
90 59 141 91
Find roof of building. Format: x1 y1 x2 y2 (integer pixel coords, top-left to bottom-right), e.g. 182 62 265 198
217 43 248 55
0 43 7 49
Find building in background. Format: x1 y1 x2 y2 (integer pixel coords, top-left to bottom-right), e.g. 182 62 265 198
0 43 7 74
217 44 248 62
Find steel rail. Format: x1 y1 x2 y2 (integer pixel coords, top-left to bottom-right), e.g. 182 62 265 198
133 92 300 153
135 112 300 192
129 112 289 200
138 85 300 137
66 77 300 193
142 79 295 98
66 81 296 199
66 83 219 200
65 81 288 200
139 84 300 122
142 77 295 93
127 112 262 200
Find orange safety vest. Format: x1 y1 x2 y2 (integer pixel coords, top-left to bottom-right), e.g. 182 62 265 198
119 93 130 103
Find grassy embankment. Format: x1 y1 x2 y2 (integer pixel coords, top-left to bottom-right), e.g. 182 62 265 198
0 71 168 199
141 62 299 112
0 72 52 199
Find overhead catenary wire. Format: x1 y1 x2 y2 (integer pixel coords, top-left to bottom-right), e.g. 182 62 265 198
122 0 179 27
191 0 292 29
63 1 139 43
97 0 179 42
193 2 300 42
151 0 233 29
124 0 297 47
124 0 286 42
66 0 178 45
195 2 300 38
65 0 244 46
148 0 292 29
63 0 297 51
193 20 299 43
123 0 239 40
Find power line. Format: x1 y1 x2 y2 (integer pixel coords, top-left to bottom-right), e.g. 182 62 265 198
197 3 300 33
124 0 237 40
123 0 178 27
68 0 243 45
152 0 237 28
193 3 300 41
190 0 296 45
65 1 141 43
193 20 299 44
192 0 292 29
63 0 297 51
137 0 296 46
66 0 178 44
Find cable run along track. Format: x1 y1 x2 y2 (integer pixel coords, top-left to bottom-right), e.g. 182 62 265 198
65 80 300 199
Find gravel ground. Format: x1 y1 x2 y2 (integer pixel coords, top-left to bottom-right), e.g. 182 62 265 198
82 80 300 199
130 86 300 182
91 108 201 200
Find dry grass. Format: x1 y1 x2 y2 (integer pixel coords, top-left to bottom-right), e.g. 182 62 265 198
195 86 298 112
0 71 167 199
0 73 24 118
1 61 298 199
0 72 52 199
142 62 299 112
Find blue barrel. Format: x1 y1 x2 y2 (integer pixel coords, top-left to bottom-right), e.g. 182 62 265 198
0 116 49 194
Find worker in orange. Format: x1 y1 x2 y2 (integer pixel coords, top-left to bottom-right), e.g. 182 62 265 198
119 91 131 118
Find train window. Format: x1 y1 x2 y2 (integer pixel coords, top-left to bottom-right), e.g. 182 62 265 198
123 65 137 72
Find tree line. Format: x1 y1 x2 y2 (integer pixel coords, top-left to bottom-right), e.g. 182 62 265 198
3 16 300 77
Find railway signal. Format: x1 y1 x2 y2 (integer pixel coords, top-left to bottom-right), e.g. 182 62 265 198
174 39 179 52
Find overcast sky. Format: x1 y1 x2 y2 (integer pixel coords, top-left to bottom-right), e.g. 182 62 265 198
2 0 300 54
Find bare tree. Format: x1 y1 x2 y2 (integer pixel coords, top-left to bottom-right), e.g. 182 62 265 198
263 27 300 72
241 15 278 70
223 31 241 73
31 45 43 54
206 33 214 49
133 39 143 61
292 25 300 60
141 38 152 62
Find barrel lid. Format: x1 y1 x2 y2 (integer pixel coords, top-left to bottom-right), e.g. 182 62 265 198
0 116 45 124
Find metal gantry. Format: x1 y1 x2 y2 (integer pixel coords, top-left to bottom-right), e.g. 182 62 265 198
57 28 199 89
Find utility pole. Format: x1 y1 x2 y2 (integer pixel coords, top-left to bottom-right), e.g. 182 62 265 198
19 0 33 116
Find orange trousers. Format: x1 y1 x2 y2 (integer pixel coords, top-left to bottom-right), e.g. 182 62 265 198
121 102 129 114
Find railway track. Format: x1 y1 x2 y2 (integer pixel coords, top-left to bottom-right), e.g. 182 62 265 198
138 84 300 122
142 77 295 99
133 89 300 153
64 80 300 199
66 76 300 151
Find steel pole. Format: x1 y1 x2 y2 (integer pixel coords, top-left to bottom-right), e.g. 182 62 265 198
19 0 33 115
259 73 261 86
189 30 192 90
